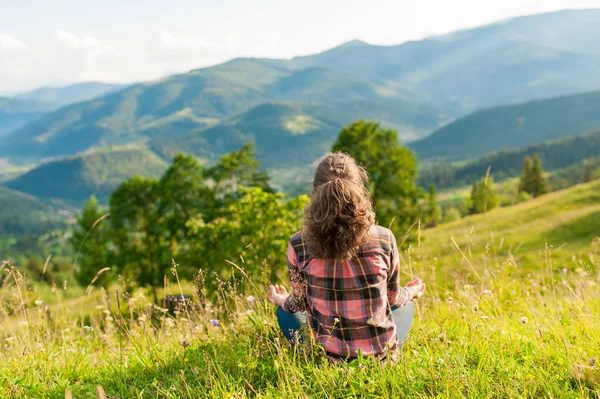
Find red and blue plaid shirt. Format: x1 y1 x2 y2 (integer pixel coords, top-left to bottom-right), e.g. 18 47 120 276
282 225 411 358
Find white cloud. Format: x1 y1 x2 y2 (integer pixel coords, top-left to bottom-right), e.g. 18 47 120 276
0 34 26 54
0 31 119 93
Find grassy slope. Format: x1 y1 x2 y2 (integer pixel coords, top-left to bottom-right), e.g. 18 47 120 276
421 180 600 269
3 147 168 205
0 181 598 398
411 90 600 162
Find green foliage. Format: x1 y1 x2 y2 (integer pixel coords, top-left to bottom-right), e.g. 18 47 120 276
519 155 549 197
71 195 110 287
412 90 600 163
70 144 306 297
547 157 600 191
5 148 168 205
442 207 462 224
195 187 307 284
468 177 499 214
418 129 600 189
424 184 442 227
332 121 422 237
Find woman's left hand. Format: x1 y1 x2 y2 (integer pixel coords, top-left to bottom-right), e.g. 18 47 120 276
267 284 289 307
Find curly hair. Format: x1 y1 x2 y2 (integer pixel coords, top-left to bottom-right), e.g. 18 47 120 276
303 152 375 260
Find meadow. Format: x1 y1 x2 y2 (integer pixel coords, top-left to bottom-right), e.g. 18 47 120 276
1 182 599 399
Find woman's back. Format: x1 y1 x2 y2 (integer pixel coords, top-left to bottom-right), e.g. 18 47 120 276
285 225 410 358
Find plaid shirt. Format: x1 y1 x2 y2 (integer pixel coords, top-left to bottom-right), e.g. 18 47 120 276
282 225 411 359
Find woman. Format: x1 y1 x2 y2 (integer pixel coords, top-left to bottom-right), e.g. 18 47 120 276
267 152 425 361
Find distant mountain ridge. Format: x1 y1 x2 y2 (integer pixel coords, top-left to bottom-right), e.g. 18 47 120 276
4 147 168 205
15 82 129 107
410 90 600 162
0 97 57 136
0 82 129 138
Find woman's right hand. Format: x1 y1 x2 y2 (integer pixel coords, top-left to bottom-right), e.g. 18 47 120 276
406 278 426 299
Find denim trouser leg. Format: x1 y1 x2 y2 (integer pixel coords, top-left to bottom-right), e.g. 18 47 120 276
391 301 415 347
276 307 306 344
276 301 414 347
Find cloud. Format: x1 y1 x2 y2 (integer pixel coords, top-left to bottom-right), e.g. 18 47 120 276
0 31 120 93
0 34 27 54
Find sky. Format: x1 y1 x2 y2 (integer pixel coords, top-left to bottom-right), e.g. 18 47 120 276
1 0 600 94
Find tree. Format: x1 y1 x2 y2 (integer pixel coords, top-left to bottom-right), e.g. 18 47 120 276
193 187 306 288
71 195 111 287
207 143 272 199
469 177 499 214
519 154 549 197
332 121 422 237
424 184 442 227
109 177 165 303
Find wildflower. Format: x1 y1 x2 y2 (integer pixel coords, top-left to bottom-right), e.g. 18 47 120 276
246 295 256 303
210 319 219 327
589 357 596 367
181 339 191 348
34 299 44 306
333 317 340 324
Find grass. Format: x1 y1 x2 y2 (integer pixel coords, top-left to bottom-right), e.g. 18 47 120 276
1 182 599 398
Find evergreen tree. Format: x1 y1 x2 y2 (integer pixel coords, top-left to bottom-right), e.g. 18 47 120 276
469 177 499 214
518 156 534 195
71 195 111 287
519 154 549 197
530 155 550 197
332 121 422 237
425 184 442 227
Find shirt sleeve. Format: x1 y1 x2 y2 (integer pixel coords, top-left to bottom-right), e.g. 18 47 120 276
282 240 307 313
387 230 411 308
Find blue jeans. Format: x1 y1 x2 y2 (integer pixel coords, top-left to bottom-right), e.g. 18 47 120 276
276 301 415 348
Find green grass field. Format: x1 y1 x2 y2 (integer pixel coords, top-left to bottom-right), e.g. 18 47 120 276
1 182 599 398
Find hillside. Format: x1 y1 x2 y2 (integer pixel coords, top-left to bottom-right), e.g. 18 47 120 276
3 148 168 205
0 97 56 136
419 129 600 188
411 90 600 162
422 180 600 267
15 82 128 107
151 100 448 167
3 10 600 162
0 186 68 237
1 59 449 159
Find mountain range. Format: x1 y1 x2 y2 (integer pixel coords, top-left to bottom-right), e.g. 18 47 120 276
1 9 600 205
411 90 600 162
0 82 127 137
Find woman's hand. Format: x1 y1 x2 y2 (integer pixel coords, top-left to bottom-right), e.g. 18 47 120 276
405 278 426 299
268 284 290 308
